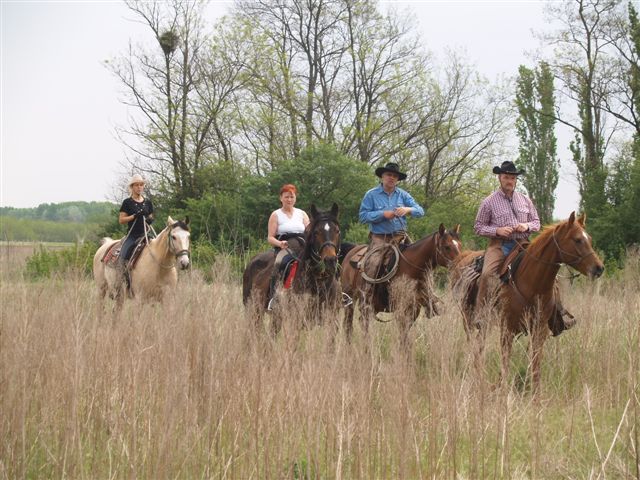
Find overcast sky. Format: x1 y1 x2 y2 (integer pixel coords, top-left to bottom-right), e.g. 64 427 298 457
1 0 581 218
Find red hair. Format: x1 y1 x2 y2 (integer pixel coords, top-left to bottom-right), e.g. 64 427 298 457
280 184 297 195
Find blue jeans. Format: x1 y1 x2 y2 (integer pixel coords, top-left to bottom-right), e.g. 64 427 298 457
501 240 516 257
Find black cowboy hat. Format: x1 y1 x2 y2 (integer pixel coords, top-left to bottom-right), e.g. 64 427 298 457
492 161 525 175
375 162 407 181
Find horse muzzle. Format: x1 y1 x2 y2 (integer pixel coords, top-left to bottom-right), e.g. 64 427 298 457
176 251 190 270
589 264 604 278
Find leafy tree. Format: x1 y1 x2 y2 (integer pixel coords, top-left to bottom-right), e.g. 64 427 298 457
541 0 621 218
515 62 559 224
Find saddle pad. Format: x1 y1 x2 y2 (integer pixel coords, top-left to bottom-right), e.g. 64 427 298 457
101 240 122 268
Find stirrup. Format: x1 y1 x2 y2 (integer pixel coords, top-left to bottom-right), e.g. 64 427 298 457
267 296 277 312
341 292 353 308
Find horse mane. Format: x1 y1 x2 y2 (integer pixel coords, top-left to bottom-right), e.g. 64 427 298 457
170 220 190 232
527 219 565 257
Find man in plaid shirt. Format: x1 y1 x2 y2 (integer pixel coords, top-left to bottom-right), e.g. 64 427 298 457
473 161 540 321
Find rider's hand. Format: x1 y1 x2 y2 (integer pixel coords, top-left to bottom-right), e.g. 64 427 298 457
280 240 288 249
394 207 411 217
496 226 513 238
383 210 396 219
145 216 154 225
134 210 144 219
514 223 529 233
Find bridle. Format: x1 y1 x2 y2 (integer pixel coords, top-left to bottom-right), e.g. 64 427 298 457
514 226 596 269
551 228 596 267
146 222 190 269
168 223 190 260
307 220 341 277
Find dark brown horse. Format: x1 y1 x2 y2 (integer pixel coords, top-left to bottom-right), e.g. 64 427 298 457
450 212 604 393
340 223 462 344
242 203 341 334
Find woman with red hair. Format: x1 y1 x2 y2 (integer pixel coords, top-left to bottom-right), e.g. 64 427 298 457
267 184 310 250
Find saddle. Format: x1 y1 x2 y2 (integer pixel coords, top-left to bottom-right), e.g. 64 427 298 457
472 240 530 283
350 243 401 284
101 237 148 270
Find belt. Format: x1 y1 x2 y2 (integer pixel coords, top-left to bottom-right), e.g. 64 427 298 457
371 231 406 238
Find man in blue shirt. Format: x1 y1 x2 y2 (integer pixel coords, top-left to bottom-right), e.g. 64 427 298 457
359 162 424 243
358 162 424 280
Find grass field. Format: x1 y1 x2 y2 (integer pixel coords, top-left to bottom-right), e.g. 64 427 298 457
1 245 638 479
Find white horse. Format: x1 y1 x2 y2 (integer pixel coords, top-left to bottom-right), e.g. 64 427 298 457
93 216 191 306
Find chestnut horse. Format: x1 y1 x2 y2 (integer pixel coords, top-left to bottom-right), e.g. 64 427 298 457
450 212 604 393
341 223 462 344
242 204 341 334
93 216 191 308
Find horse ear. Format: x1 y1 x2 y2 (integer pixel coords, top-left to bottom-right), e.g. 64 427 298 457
331 202 339 219
167 215 174 227
438 223 445 235
577 212 586 226
454 224 461 234
310 204 319 219
567 211 575 225
185 215 190 225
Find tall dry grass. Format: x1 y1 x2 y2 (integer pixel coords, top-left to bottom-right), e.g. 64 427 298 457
1 251 638 479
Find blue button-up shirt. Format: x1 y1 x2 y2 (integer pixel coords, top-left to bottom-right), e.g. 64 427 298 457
359 184 425 234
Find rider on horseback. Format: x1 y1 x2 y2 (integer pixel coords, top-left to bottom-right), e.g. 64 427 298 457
358 162 424 301
267 184 310 307
118 174 154 292
474 161 575 335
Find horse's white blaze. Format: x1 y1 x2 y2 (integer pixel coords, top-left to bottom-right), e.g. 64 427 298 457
172 229 191 269
323 222 330 231
582 231 589 241
452 239 460 251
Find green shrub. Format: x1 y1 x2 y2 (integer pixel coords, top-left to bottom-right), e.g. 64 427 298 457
24 242 98 279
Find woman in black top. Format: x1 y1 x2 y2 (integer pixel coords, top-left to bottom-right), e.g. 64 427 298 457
119 173 154 264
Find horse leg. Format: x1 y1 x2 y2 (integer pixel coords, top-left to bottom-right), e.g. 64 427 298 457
530 308 550 395
344 302 355 342
499 324 515 391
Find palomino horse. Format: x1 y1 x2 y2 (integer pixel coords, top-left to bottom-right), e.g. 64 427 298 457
242 204 341 334
93 216 191 306
340 223 462 344
450 212 604 393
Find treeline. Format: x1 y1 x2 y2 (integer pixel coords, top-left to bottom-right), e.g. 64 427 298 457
0 201 116 243
106 0 639 266
0 202 115 223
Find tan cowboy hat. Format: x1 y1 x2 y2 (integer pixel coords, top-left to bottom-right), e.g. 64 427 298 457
374 162 407 181
128 173 146 186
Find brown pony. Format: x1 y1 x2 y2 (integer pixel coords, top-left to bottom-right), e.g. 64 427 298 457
450 212 604 392
242 204 341 333
340 223 462 344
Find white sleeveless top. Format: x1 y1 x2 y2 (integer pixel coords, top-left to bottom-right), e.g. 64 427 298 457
275 208 306 236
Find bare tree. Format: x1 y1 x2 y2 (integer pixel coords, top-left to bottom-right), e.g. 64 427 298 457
108 0 213 205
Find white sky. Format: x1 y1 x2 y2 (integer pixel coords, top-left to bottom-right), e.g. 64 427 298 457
1 0 581 218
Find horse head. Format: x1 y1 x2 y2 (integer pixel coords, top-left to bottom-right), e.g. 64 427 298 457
166 215 191 270
551 211 604 278
436 223 463 267
306 203 340 275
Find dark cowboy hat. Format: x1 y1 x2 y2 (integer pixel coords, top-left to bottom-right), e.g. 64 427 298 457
492 161 525 175
375 162 407 181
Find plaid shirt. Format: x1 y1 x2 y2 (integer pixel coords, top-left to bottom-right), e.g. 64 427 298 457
474 189 540 240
